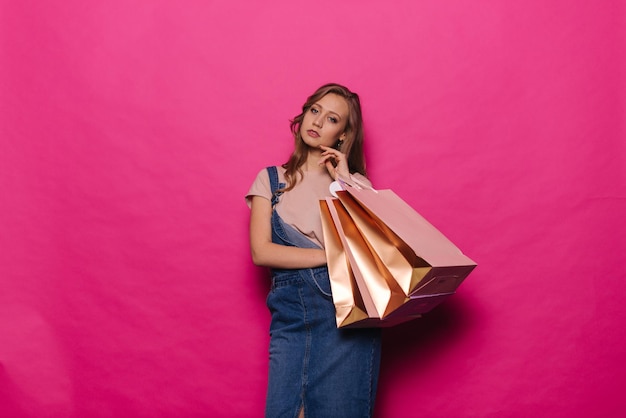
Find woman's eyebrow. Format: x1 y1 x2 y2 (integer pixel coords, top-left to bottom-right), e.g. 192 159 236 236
314 103 342 119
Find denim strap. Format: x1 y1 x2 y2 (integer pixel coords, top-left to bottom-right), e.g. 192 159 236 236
267 166 285 208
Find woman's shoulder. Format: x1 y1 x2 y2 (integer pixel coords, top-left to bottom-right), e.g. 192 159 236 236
248 165 288 193
246 166 279 207
271 165 287 175
256 165 286 174
265 165 287 183
251 165 286 179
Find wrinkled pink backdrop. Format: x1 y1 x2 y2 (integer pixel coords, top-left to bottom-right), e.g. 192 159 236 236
1 1 624 417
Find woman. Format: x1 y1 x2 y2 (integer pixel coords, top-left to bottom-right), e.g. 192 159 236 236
246 83 382 418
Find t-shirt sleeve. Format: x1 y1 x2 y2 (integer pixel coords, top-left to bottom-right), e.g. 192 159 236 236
245 168 272 208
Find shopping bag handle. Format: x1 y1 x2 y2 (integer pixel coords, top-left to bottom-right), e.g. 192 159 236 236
336 172 377 192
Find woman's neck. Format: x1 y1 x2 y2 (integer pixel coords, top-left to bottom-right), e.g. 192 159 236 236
302 148 324 171
303 149 326 173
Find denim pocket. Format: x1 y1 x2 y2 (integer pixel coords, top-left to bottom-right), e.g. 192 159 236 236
266 275 308 331
270 274 301 291
305 268 332 299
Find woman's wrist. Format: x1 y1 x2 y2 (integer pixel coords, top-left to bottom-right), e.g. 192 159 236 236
316 248 327 266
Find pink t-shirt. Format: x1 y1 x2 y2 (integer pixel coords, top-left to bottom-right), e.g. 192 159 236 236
246 166 371 248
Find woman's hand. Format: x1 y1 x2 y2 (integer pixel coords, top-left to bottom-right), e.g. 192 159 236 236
319 145 349 181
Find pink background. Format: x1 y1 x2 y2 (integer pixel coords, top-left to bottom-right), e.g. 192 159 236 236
1 1 625 417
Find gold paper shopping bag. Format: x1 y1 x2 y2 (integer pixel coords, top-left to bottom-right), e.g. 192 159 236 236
323 197 407 320
319 200 379 328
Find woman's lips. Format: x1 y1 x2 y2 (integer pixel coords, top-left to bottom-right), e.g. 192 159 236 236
307 130 320 138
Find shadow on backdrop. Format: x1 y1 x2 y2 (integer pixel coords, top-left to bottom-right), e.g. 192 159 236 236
375 294 480 416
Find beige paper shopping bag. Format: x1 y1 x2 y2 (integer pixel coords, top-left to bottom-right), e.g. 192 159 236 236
338 186 476 298
335 190 430 297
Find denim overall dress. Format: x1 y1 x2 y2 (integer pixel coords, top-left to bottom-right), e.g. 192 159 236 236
264 166 382 418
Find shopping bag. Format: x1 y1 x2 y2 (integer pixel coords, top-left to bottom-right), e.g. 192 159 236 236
337 185 476 298
319 201 381 328
321 178 476 327
332 190 424 298
322 198 407 321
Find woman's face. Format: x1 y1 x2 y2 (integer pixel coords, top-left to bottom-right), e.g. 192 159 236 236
300 93 349 150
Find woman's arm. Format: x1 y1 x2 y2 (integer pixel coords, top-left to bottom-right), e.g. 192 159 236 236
249 196 327 269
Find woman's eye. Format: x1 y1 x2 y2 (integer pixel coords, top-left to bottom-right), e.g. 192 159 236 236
329 117 337 123
310 108 319 114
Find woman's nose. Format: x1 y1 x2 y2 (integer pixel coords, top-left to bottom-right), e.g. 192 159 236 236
313 115 323 127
